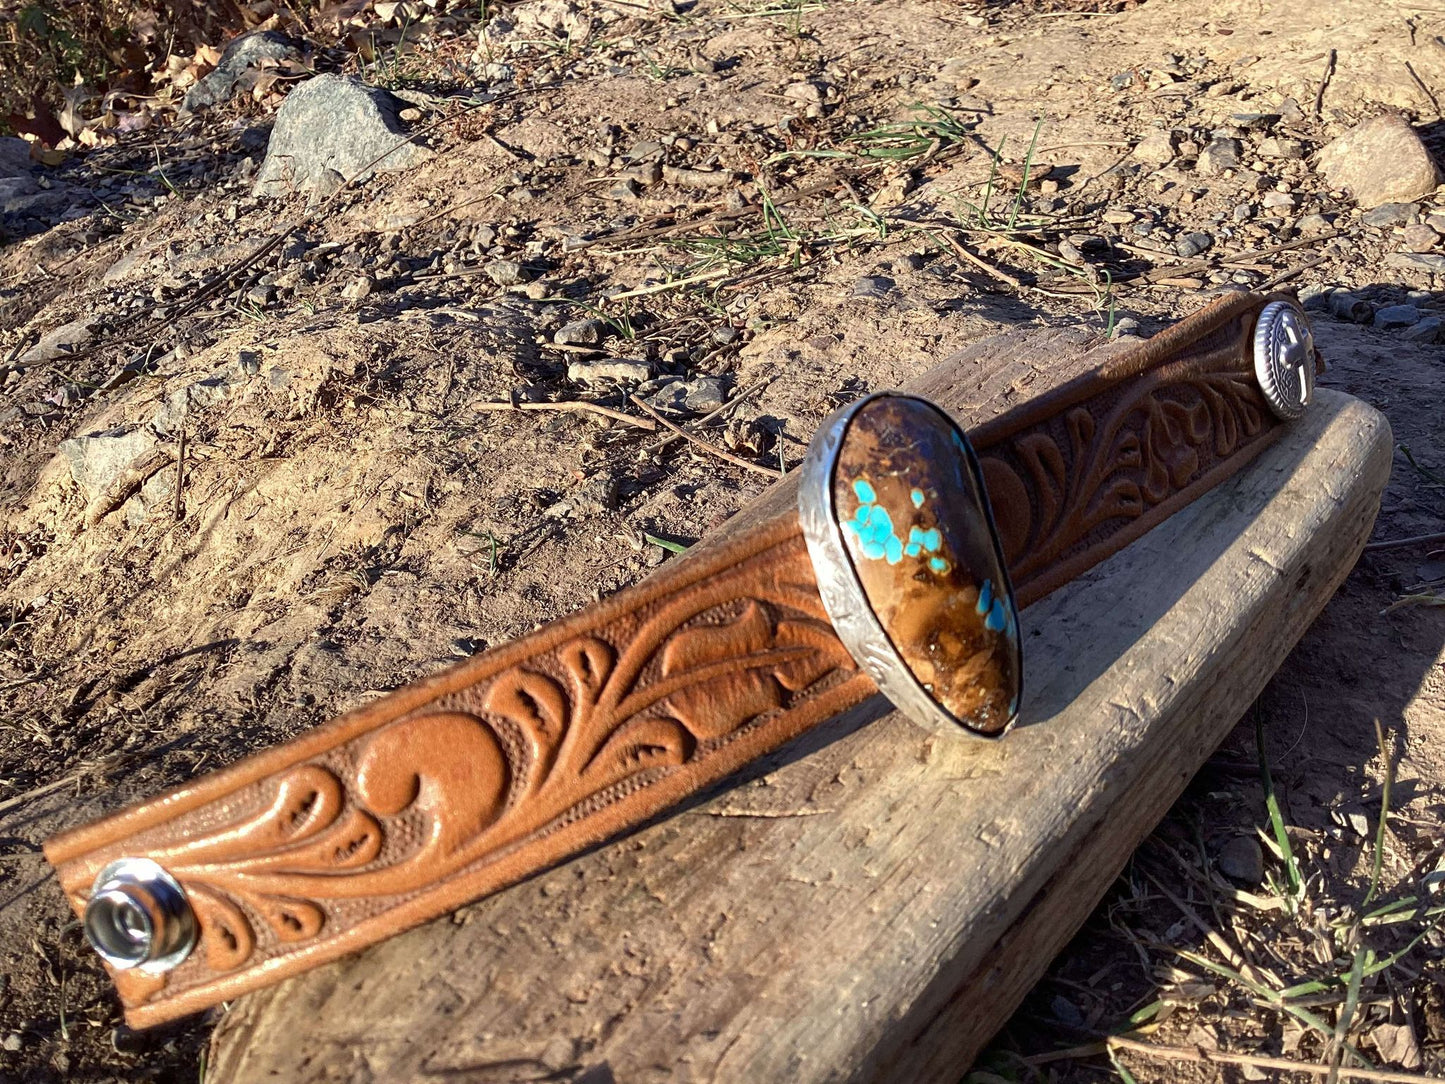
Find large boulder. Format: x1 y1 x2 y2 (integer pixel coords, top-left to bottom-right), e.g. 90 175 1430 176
253 74 431 200
1315 113 1441 209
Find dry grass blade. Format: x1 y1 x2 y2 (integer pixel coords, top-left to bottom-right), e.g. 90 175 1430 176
470 399 657 430
1107 1035 1437 1082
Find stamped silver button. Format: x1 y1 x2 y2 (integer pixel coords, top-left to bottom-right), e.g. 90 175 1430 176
1253 300 1315 420
84 858 197 973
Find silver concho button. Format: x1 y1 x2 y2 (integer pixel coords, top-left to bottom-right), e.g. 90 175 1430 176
84 857 197 973
1253 300 1315 421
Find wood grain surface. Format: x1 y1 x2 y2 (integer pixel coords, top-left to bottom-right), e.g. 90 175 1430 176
206 329 1391 1084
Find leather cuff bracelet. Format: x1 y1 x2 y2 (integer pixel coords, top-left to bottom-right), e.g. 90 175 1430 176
45 291 1321 1027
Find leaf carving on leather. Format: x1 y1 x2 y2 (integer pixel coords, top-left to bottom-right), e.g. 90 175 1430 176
187 883 255 973
253 896 326 942
146 765 346 868
354 710 510 860
580 714 696 790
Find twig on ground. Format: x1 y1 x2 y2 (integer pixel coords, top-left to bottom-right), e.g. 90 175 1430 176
173 428 187 521
1363 531 1445 552
1315 49 1338 118
1261 256 1329 291
647 376 774 455
941 232 1025 289
629 395 783 478
1404 60 1442 114
471 398 657 430
1104 1034 1437 1083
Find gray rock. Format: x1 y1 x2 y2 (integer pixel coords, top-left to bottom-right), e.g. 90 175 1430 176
1329 291 1373 323
607 177 641 201
151 372 235 436
254 74 431 200
484 259 526 286
649 376 728 413
554 318 608 346
1196 138 1241 175
341 276 374 299
1374 304 1422 330
782 81 827 106
1298 213 1334 234
567 358 651 384
1217 835 1264 883
1261 191 1295 211
59 428 157 503
851 274 896 299
1110 72 1134 90
0 136 39 204
16 317 93 366
1175 231 1213 258
182 30 299 112
1401 223 1440 252
2 1032 21 1052
1316 113 1441 209
1232 202 1254 222
1401 316 1443 343
1299 284 1332 310
1386 252 1445 273
1131 130 1176 168
1362 202 1416 228
1257 136 1305 160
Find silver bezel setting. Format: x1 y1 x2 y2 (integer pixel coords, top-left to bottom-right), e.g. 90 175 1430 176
798 392 1021 739
1253 300 1315 421
85 857 197 973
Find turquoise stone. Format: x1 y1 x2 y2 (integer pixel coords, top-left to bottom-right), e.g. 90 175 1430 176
831 396 1020 734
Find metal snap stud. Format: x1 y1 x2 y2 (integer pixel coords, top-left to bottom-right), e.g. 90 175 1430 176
1253 300 1315 420
84 858 197 973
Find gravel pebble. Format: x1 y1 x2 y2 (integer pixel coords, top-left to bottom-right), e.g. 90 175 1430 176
1400 316 1443 343
485 259 526 286
1217 835 1264 884
567 358 651 384
1175 231 1213 258
1328 291 1373 323
1195 137 1240 175
554 318 609 346
1361 202 1416 228
1374 304 1422 330
1400 223 1440 252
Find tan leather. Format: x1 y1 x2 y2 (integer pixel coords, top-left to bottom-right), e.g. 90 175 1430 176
45 291 1311 1027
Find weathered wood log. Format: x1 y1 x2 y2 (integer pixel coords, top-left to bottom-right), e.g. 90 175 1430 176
206 328 1391 1084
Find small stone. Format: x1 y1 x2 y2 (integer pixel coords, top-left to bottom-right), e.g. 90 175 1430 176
1131 130 1176 168
1316 113 1442 209
554 318 608 346
2 1032 21 1052
1217 836 1265 883
1299 284 1332 310
1362 202 1416 228
607 177 641 201
1401 223 1440 252
1261 191 1295 211
782 80 827 106
484 259 526 286
1386 252 1445 272
851 274 896 299
1232 112 1279 130
1257 136 1305 160
1400 316 1442 343
1196 138 1241 175
1374 304 1422 330
246 283 275 306
1233 202 1254 222
182 30 300 112
58 427 157 503
1328 291 1373 323
1101 208 1136 224
1298 212 1334 234
567 358 651 384
1109 72 1134 91
254 74 431 200
649 376 728 413
15 316 94 366
1175 231 1213 258
341 276 374 299
1050 995 1084 1028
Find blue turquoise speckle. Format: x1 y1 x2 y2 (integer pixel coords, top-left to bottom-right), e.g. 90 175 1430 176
910 487 925 508
977 579 993 615
845 500 904 564
929 556 950 573
985 596 1008 632
853 478 877 503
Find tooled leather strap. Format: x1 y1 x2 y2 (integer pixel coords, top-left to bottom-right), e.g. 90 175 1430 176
45 291 1312 1027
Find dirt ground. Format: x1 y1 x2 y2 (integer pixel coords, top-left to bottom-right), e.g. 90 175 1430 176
1 0 1443 1081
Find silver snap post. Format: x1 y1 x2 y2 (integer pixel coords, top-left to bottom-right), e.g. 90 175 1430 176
1253 300 1315 420
84 858 197 973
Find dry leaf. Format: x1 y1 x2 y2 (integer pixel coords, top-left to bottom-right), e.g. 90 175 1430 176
1370 1022 1423 1068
